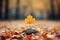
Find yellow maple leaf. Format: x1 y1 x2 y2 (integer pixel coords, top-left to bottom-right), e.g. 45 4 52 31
25 15 35 24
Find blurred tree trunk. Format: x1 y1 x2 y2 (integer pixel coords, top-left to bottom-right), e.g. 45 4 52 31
5 0 9 20
0 0 2 20
56 0 60 20
16 0 21 19
50 0 55 20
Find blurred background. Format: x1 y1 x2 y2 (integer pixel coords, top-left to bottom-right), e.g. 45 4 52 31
0 0 60 20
